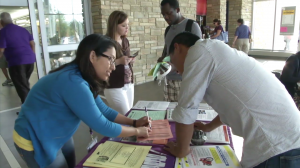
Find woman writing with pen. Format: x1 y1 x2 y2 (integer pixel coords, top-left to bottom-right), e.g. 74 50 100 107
13 34 151 168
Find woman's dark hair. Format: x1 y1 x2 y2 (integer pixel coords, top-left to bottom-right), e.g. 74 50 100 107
237 18 244 24
169 32 200 55
161 0 179 9
49 34 117 98
213 19 221 25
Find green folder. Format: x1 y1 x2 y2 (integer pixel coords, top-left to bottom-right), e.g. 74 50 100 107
147 56 170 78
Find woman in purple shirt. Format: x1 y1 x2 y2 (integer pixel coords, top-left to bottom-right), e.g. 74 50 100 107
210 19 224 39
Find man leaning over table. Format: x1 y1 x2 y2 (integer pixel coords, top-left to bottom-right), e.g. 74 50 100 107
164 32 300 168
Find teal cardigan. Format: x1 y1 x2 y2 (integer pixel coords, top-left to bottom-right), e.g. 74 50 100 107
14 64 122 167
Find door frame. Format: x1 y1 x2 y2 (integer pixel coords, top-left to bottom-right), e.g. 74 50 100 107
27 0 93 77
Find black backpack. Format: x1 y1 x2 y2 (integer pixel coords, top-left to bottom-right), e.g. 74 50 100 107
161 19 195 58
164 19 195 38
154 19 195 81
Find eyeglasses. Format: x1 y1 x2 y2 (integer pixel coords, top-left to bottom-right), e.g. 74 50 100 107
101 53 115 65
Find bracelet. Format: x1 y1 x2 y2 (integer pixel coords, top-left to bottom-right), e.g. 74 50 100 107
133 120 137 127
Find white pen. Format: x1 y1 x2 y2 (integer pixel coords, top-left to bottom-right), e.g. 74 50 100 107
146 156 167 160
145 106 152 129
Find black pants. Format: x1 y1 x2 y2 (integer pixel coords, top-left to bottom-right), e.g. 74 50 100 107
9 63 34 103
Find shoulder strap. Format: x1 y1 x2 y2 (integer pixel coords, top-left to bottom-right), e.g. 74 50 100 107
185 19 194 32
164 25 171 38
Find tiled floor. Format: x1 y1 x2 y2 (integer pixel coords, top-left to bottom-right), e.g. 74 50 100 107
0 65 39 111
0 58 286 168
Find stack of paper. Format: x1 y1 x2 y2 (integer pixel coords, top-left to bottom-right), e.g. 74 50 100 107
199 103 213 110
175 145 241 168
128 110 166 120
109 136 168 145
83 141 151 168
141 150 167 168
168 102 178 109
133 101 170 110
167 109 218 122
205 125 230 144
138 119 173 144
168 102 213 109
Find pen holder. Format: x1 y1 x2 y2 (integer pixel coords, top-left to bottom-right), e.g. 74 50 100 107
191 130 207 145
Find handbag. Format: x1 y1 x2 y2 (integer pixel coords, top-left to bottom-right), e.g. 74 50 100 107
214 30 228 43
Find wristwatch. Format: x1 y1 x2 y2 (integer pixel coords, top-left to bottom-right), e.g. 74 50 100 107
191 130 207 145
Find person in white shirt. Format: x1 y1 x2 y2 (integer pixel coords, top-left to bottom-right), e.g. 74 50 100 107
164 32 300 168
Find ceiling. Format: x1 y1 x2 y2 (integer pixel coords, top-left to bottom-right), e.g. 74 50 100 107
0 6 29 19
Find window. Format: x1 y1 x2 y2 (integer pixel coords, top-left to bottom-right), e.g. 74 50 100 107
252 0 300 52
43 0 85 46
252 0 276 50
49 50 76 70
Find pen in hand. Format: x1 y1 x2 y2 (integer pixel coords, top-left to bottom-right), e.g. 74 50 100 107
145 107 152 129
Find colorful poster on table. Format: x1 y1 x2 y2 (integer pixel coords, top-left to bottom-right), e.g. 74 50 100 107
175 145 241 168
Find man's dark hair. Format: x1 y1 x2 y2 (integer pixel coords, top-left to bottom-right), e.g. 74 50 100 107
237 18 244 24
169 32 200 54
161 0 179 9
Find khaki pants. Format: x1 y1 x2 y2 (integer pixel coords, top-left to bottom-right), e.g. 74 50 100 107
163 79 181 102
236 39 249 54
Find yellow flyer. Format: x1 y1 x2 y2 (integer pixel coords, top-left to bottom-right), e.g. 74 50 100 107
83 141 151 168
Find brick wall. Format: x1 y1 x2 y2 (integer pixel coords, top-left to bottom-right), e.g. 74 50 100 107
91 0 197 84
206 0 226 29
228 0 252 44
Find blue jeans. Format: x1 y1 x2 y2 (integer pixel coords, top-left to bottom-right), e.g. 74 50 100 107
14 138 75 168
254 148 300 168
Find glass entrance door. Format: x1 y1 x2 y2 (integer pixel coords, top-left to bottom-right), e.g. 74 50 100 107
28 0 92 76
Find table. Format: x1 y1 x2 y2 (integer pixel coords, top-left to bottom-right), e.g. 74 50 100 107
75 110 235 168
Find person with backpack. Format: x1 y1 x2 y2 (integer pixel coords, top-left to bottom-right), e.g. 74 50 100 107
157 0 202 102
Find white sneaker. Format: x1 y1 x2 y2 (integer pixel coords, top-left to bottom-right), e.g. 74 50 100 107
2 79 13 86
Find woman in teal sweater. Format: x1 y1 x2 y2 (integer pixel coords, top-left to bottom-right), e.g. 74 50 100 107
13 34 151 168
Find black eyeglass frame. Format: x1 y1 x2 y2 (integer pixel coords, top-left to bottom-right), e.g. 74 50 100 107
100 53 115 65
